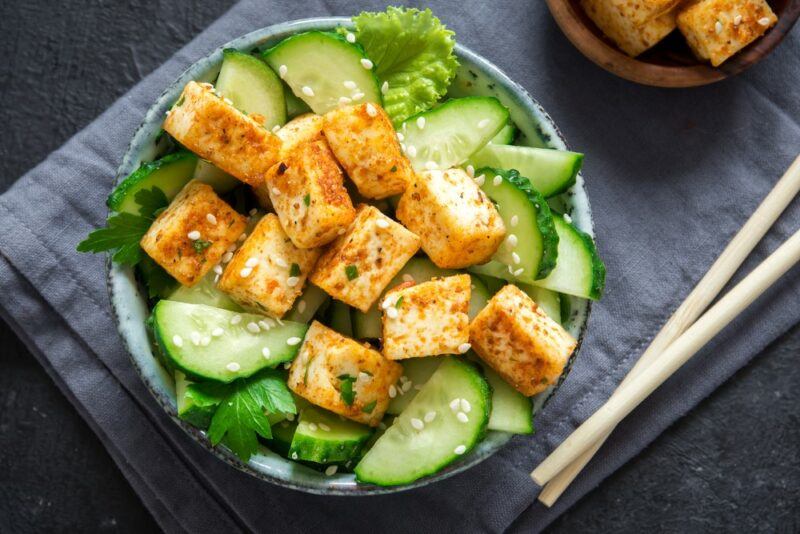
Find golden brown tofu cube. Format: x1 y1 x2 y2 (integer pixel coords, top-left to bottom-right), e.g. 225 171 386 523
382 275 471 360
677 0 777 66
217 214 321 318
163 81 281 187
287 321 403 426
396 168 505 269
140 181 247 287
581 0 678 56
323 103 412 199
265 139 356 249
309 205 421 312
470 284 577 397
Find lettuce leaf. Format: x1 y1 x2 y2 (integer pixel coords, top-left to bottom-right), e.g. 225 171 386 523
352 7 458 125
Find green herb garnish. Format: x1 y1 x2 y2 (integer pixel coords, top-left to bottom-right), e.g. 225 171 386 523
290 263 301 277
338 374 357 406
134 187 169 218
345 265 359 281
395 296 404 308
76 213 152 265
138 257 177 298
361 400 377 414
192 239 212 254
303 194 311 206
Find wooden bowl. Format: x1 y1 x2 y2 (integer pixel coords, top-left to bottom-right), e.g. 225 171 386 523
546 0 800 87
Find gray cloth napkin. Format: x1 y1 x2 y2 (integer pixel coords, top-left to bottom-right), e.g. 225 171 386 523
2 0 799 532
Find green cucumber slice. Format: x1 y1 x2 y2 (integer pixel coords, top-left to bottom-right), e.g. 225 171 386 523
386 357 444 415
192 160 239 192
168 273 243 312
532 214 606 300
400 97 508 172
490 121 518 145
175 371 218 429
284 88 312 118
520 284 562 324
289 406 373 464
285 284 330 323
467 144 583 198
153 301 308 382
327 300 354 337
263 31 381 114
268 419 298 456
483 366 533 434
354 358 491 486
216 49 286 129
107 152 198 214
468 168 559 283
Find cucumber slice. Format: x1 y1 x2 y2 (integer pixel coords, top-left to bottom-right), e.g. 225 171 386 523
520 284 562 324
327 300 353 337
400 97 508 172
284 88 312 118
285 284 330 323
263 32 381 114
386 357 444 415
560 293 572 325
107 152 198 214
153 301 308 382
483 366 533 434
192 160 239 193
490 122 518 145
289 406 373 464
216 49 286 129
354 358 491 486
532 214 606 300
175 371 218 429
168 273 243 312
469 168 559 283
269 418 298 457
467 144 583 198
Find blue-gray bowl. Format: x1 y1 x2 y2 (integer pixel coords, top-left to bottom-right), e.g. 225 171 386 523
108 17 595 495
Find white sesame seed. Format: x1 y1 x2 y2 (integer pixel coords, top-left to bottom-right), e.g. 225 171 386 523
360 58 373 69
309 423 318 432
389 385 397 398
213 264 223 275
456 412 469 423
425 161 438 170
190 331 201 346
238 233 247 242
172 335 183 347
715 20 724 34
400 143 406 152
512 252 521 265
246 322 260 334
366 103 378 117
508 264 515 275
187 230 201 241
283 362 291 369
454 445 467 455
274 257 288 268
410 418 424 430
258 320 272 331
297 300 307 314
226 362 240 372
449 398 460 412
286 276 300 288
319 423 331 432
386 307 399 319
402 274 415 283
493 175 503 186
286 413 295 421
337 227 346 235
346 32 356 43
212 327 224 337
399 375 409 383
272 124 281 133
325 465 338 476
343 80 357 90
226 243 237 253
396 132 404 142
381 81 389 94
271 187 281 196
460 399 472 413
416 116 426 129
477 119 490 129
245 257 259 268
200 336 211 347
424 411 437 423
302 86 314 97
414 384 423 391
513 268 525 277
291 452 298 460
458 342 471 354
466 165 475 177
239 267 253 278
510 215 519 227
352 92 364 101
287 337 302 346
220 252 233 264
375 218 390 229
278 64 287 78
475 174 486 186
223 97 234 106
507 234 518 247
734 14 743 25
382 298 393 310
758 16 771 26
231 314 242 325
406 145 417 157
249 208 258 217
338 96 352 105
206 213 218 225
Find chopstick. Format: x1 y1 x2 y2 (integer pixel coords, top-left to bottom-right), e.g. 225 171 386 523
533 154 800 502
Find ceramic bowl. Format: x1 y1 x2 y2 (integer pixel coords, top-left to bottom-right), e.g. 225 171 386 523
108 17 595 495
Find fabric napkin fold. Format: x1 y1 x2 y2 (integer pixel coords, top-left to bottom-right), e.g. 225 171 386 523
1 0 799 532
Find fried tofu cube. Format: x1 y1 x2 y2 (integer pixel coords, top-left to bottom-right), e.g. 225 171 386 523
323 103 412 199
264 139 356 249
310 205 421 312
677 0 777 66
382 275 471 360
140 181 247 287
287 321 403 426
396 168 505 269
217 214 321 317
163 81 281 187
470 284 577 397
581 0 678 56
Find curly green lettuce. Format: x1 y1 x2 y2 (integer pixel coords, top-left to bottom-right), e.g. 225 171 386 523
351 7 459 125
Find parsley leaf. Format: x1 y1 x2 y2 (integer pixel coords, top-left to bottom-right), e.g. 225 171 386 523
338 374 357 406
138 257 177 298
345 265 359 280
76 213 152 265
395 296 404 308
192 239 212 255
303 194 311 207
289 263 301 277
134 187 169 219
361 400 377 414
205 370 296 462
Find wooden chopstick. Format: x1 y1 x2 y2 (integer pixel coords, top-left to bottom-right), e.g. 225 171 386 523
532 224 800 487
533 154 800 501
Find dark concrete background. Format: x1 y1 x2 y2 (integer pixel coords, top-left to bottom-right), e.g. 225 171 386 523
1 1 798 532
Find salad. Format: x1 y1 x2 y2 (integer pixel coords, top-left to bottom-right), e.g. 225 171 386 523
79 7 605 487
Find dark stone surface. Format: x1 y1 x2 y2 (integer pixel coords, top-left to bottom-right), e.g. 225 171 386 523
0 1 797 532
